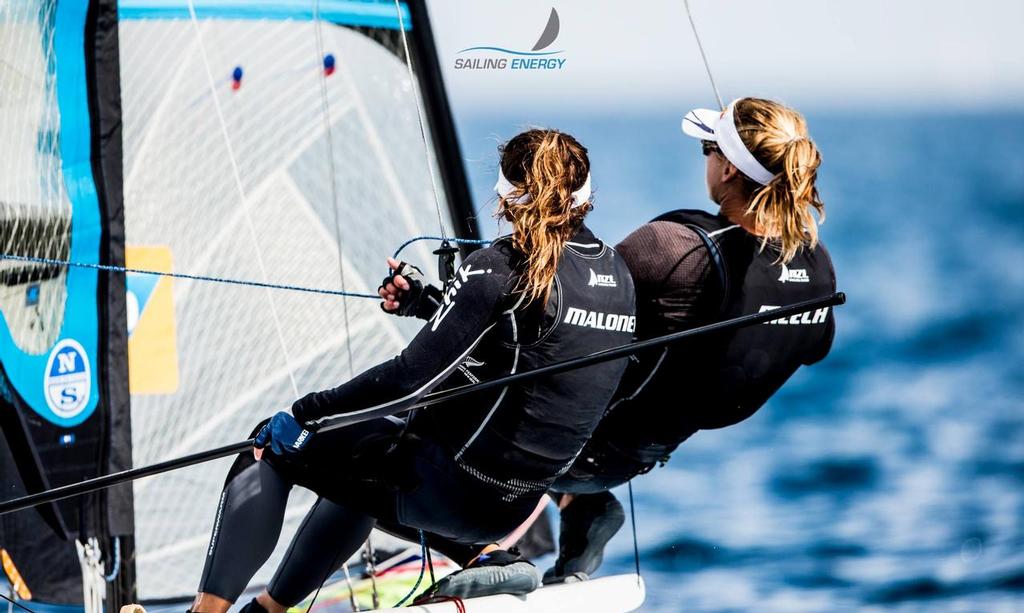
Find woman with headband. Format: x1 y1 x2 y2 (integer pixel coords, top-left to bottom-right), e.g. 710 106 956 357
188 129 636 613
361 98 838 600
538 97 838 584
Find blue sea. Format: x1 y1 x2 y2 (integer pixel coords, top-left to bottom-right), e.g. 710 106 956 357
456 111 1024 612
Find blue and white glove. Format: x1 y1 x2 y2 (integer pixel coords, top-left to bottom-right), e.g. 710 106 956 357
254 411 315 456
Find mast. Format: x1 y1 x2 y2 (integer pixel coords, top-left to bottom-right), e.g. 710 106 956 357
405 0 479 243
85 0 137 608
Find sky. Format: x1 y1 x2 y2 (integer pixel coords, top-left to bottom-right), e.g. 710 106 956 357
426 0 1024 115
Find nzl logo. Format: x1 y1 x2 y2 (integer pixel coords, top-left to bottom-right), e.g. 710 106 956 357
454 8 566 71
588 269 617 288
43 338 91 419
778 263 809 283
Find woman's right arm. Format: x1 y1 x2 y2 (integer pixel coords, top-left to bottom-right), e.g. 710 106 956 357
291 248 512 426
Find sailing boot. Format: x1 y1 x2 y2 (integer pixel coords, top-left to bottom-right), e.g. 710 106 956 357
542 491 625 584
417 548 540 601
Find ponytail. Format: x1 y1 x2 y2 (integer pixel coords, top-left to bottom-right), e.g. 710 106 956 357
498 130 591 304
734 98 825 264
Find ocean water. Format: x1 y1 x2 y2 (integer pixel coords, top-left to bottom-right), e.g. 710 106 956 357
456 111 1024 612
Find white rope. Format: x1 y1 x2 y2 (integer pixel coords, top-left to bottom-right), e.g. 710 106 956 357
393 0 448 238
185 1 299 396
683 0 725 110
75 538 105 613
313 0 356 378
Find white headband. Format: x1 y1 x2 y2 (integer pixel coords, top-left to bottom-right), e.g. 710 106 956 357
715 101 776 186
494 168 592 208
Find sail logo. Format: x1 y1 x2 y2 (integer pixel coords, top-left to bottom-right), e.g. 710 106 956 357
454 8 566 71
777 263 809 283
43 339 91 419
126 246 180 394
588 269 617 288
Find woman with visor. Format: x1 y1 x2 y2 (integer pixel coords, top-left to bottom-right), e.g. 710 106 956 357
538 96 839 584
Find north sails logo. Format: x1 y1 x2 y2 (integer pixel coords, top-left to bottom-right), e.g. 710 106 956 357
778 263 810 283
564 307 635 333
588 269 617 288
454 8 566 71
759 305 829 325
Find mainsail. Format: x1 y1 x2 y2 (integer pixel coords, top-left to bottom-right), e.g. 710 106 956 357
2 0 477 605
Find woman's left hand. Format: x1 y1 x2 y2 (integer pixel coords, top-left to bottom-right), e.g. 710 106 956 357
379 257 412 312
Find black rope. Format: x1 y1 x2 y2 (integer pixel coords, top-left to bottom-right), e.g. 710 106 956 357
424 540 436 586
303 546 347 613
0 292 845 517
627 481 641 582
0 593 36 613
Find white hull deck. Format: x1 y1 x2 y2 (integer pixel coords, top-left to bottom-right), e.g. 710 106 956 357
380 574 646 612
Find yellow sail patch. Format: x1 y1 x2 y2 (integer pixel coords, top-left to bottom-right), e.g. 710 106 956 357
126 246 179 394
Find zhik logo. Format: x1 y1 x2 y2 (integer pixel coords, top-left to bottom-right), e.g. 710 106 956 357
778 263 810 283
454 8 567 71
430 264 490 331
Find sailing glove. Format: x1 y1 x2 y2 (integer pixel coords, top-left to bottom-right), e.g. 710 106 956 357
254 411 315 456
379 261 443 320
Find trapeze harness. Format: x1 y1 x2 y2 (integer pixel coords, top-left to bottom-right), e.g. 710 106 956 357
553 210 837 493
197 225 635 602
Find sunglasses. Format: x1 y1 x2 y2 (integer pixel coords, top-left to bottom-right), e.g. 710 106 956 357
701 140 721 157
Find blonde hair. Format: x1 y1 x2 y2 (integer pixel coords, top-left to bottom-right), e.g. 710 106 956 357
498 129 592 304
733 97 825 264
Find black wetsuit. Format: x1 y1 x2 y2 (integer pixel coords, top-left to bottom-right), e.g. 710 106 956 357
197 226 636 603
553 210 837 493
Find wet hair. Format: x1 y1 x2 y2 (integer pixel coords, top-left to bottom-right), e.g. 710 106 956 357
733 97 825 264
497 129 592 304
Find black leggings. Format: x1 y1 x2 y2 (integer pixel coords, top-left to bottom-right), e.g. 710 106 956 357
198 461 376 603
197 418 536 603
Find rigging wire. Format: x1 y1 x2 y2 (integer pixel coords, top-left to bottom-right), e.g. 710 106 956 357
185 0 299 396
0 254 378 299
312 0 356 379
392 0 449 239
627 481 641 583
390 530 429 607
0 594 35 613
682 0 725 110
341 563 360 612
0 234 489 300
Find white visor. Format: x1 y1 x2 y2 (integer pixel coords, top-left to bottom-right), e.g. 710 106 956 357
495 168 592 208
681 100 776 186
